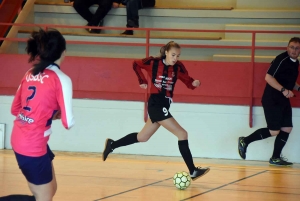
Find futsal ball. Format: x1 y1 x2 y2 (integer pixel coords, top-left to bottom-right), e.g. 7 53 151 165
173 171 191 190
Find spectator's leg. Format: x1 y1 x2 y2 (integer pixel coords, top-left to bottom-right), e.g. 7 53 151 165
121 0 141 35
126 0 141 28
73 0 94 23
89 0 112 27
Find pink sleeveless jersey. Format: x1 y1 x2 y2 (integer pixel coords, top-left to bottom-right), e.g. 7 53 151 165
11 64 75 156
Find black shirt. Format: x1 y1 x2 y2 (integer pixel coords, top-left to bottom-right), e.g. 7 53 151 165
262 51 299 104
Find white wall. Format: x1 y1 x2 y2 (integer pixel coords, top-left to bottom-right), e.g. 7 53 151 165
1 95 300 163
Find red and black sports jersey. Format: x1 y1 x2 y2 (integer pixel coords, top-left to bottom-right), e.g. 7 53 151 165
133 57 196 97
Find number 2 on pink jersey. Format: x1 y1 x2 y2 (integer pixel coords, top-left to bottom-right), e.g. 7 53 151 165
23 86 36 112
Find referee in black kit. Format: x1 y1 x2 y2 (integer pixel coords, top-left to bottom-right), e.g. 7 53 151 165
238 37 300 166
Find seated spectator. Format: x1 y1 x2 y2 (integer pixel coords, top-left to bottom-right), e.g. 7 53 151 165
71 0 119 34
115 0 156 35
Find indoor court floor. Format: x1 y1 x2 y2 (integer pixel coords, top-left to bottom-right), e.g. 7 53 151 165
0 150 299 201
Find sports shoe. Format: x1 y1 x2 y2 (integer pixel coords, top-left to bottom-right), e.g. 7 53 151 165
102 138 114 161
238 137 248 159
121 30 134 35
86 20 103 34
269 156 293 166
190 167 210 181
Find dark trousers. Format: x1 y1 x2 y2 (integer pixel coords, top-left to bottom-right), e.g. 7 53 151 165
73 0 112 26
125 0 142 27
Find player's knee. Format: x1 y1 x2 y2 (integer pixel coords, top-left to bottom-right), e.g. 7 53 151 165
269 130 280 136
34 194 53 201
281 127 292 133
137 135 150 142
53 183 57 195
177 130 188 140
43 197 53 201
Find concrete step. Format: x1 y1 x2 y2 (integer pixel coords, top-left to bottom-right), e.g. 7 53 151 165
33 11 300 38
33 12 227 37
17 32 286 61
18 28 222 40
225 24 300 41
33 2 300 38
34 3 300 19
32 0 300 40
212 54 299 62
35 0 235 9
236 0 300 10
213 54 273 62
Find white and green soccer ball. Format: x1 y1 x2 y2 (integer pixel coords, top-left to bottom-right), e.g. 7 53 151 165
173 171 191 190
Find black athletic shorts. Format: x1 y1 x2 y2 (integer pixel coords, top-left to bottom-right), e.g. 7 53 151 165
148 94 173 123
14 145 55 185
262 100 292 130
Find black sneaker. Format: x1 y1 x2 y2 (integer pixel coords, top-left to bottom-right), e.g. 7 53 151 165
121 30 134 35
190 167 210 181
238 137 248 159
86 20 103 34
127 19 139 28
102 138 114 161
269 156 293 166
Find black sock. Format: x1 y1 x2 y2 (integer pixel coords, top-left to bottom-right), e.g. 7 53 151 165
0 195 36 201
111 132 139 150
272 131 289 159
243 128 271 144
178 140 195 174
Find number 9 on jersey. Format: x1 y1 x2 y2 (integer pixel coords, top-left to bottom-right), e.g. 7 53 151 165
162 107 169 116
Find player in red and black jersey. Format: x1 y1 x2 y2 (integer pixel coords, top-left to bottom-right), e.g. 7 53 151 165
102 41 210 181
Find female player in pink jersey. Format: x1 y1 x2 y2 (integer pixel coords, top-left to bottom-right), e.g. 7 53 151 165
8 28 74 201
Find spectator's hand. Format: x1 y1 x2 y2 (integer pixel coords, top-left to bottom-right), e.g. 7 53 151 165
68 0 74 5
112 2 119 8
192 80 201 87
140 84 147 89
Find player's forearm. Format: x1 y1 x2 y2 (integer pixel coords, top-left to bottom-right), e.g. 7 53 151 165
265 74 284 91
293 82 300 91
133 61 147 84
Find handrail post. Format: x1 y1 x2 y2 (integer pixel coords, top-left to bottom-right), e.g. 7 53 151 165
249 32 256 128
146 30 150 57
144 29 150 122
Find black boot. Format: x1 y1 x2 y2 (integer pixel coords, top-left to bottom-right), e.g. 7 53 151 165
121 30 134 35
86 20 103 34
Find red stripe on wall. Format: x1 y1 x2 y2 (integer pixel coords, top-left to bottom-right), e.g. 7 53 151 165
1 54 300 107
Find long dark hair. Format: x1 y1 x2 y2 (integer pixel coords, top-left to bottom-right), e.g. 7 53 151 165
159 41 181 59
26 28 66 75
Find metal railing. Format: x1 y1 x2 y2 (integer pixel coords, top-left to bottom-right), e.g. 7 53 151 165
1 22 299 127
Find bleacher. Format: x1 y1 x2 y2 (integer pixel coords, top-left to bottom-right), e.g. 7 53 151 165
2 0 300 62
